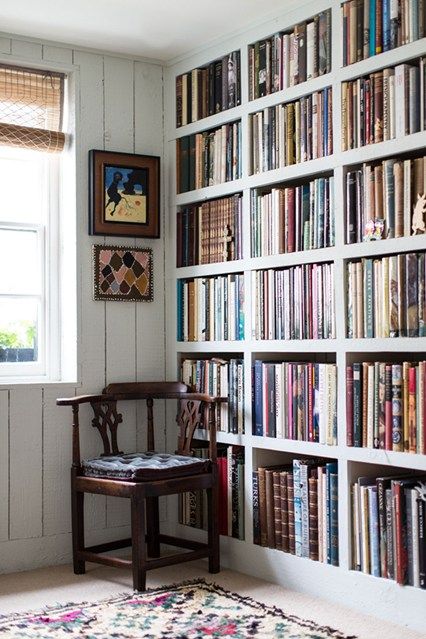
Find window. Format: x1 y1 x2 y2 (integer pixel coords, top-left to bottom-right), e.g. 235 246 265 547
0 64 69 382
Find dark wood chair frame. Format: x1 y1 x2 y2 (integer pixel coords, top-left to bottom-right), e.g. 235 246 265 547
57 381 225 591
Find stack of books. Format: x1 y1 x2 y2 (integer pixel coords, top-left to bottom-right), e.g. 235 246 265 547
251 176 334 257
251 263 335 340
252 360 337 444
179 444 245 540
176 121 241 193
346 252 426 338
176 50 241 127
248 10 331 100
341 58 425 151
351 474 426 587
346 360 426 453
181 357 244 433
253 459 338 565
345 154 426 243
250 87 333 174
177 194 243 267
177 274 244 342
342 0 425 66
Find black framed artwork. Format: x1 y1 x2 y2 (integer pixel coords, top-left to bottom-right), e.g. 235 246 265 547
89 150 160 238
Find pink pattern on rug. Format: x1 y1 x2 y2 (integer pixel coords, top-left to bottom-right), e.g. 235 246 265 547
30 609 82 624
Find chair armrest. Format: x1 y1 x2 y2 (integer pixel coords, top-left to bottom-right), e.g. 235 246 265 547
56 394 110 406
181 393 227 404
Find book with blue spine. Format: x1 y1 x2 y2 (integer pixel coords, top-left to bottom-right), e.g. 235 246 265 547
177 280 183 340
369 0 376 57
326 461 338 564
382 0 390 51
367 485 380 576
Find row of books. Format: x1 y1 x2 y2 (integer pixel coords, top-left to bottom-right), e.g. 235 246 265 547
251 263 335 340
346 154 426 244
341 59 425 151
347 252 426 338
250 87 333 174
252 361 337 445
176 194 243 267
176 121 241 193
346 361 426 454
179 444 245 540
176 51 241 128
342 0 425 66
351 474 426 587
181 358 244 434
253 459 338 565
248 10 331 101
177 274 244 342
251 177 334 257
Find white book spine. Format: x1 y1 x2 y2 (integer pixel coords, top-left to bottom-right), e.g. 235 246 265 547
394 65 407 138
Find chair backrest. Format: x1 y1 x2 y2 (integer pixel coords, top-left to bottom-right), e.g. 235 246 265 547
99 382 212 458
58 381 219 467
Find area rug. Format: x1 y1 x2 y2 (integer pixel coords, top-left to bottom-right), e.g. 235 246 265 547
0 578 356 638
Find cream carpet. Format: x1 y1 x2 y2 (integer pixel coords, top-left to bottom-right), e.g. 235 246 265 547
0 562 420 639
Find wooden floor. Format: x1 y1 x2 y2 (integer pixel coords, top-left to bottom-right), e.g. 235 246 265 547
0 561 420 638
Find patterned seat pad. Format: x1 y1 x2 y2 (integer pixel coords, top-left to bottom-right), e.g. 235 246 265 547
82 451 211 481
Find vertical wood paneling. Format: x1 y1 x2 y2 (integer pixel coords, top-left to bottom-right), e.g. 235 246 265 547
42 386 74 536
103 56 137 384
0 39 164 566
134 62 167 522
0 391 9 541
9 389 42 539
103 56 137 528
73 50 108 530
11 39 42 60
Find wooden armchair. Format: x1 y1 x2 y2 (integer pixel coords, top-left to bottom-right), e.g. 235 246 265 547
56 381 225 591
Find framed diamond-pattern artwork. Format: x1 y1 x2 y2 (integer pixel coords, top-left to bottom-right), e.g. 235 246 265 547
93 245 153 302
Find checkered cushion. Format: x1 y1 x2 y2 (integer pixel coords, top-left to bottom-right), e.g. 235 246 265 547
82 451 210 481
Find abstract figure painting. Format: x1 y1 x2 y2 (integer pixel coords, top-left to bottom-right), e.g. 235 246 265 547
93 245 153 302
89 150 160 238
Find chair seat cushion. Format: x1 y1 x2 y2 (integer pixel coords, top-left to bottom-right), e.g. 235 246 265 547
82 451 211 481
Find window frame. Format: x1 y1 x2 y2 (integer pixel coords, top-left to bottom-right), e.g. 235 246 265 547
0 146 61 382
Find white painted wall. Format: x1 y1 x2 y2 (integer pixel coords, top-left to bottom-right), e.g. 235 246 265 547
0 35 165 573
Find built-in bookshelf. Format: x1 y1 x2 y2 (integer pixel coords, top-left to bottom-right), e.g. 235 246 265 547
248 9 332 100
166 0 426 631
176 50 241 127
342 0 425 66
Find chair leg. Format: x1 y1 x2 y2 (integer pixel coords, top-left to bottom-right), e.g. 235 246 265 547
146 496 160 558
71 482 85 575
131 494 147 591
207 480 220 574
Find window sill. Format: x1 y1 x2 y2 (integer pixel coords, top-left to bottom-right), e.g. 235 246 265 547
0 377 80 389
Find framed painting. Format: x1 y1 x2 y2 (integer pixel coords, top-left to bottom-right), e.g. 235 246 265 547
93 245 153 302
89 150 160 238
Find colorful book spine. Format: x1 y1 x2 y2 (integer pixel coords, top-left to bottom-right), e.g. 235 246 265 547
342 0 424 66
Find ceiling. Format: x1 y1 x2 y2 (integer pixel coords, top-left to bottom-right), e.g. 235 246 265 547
0 0 303 62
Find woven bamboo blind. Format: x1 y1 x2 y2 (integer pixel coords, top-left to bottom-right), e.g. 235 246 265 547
0 64 65 153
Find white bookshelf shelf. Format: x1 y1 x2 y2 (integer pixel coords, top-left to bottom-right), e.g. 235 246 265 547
165 0 426 631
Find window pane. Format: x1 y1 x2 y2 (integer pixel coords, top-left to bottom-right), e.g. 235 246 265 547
0 229 41 295
0 298 39 363
0 154 44 222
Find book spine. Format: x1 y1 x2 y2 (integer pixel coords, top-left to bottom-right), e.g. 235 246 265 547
293 459 303 557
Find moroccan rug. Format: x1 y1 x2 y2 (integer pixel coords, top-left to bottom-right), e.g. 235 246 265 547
0 578 356 638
